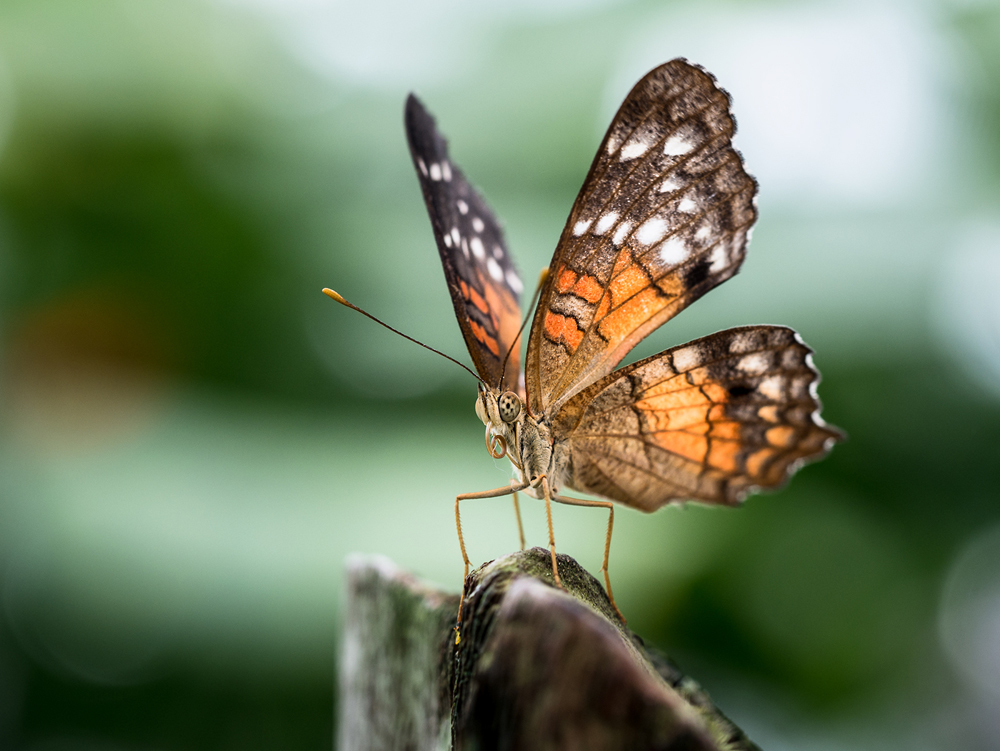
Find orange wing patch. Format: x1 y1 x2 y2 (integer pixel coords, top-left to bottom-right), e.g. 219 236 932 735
555 326 842 509
470 319 500 357
544 310 584 353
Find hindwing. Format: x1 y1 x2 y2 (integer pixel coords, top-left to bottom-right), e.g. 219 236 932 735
553 326 841 508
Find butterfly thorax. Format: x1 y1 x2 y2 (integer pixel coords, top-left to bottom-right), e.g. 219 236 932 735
475 387 567 498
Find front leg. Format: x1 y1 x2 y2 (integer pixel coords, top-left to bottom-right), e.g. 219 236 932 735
455 480 529 641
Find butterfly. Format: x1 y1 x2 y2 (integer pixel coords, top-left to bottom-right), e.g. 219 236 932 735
328 59 841 625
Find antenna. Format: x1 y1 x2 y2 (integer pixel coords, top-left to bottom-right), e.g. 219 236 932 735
322 288 487 387
499 267 549 392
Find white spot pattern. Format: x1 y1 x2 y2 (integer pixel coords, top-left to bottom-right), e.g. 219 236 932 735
506 270 523 293
678 197 697 213
573 219 592 236
612 221 632 246
657 236 689 265
671 345 701 372
442 161 452 181
619 140 649 160
708 243 728 272
429 163 442 181
417 158 428 177
758 375 784 401
456 199 469 214
663 135 693 156
636 217 667 245
737 352 769 375
472 217 485 233
659 177 680 193
451 227 461 247
594 212 618 235
487 257 503 282
728 332 755 354
470 236 486 260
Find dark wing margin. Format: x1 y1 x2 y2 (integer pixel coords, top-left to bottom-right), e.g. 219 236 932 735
526 59 758 415
405 94 524 391
553 326 843 509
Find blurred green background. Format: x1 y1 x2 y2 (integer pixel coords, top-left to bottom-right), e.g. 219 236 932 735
1 0 999 749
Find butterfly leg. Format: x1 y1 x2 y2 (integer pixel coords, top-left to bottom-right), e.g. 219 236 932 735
538 476 563 589
454 480 529 642
512 492 526 551
552 494 625 624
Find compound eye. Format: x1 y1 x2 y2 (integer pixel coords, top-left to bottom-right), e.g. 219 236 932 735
497 391 521 423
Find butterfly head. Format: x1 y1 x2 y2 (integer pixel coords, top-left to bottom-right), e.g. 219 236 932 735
475 385 526 463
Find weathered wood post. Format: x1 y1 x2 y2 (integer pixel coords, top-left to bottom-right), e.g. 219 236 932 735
339 548 760 751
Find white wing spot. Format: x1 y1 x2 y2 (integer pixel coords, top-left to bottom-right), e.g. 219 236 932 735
658 237 689 266
461 242 470 258
443 233 452 248
605 133 621 155
729 332 756 354
758 375 784 401
738 352 770 376
594 212 618 235
659 177 680 193
470 236 486 260
487 257 504 282
429 163 442 181
492 244 504 259
573 219 592 236
709 243 729 272
695 224 714 242
451 227 461 247
612 221 632 246
472 217 485 233
457 199 469 215
671 345 701 372
442 161 452 181
636 217 668 246
663 135 694 156
506 269 523 294
678 197 698 213
619 140 649 160
417 158 429 177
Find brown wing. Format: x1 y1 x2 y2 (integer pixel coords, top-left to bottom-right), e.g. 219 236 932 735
525 59 757 415
551 327 842 509
405 94 524 391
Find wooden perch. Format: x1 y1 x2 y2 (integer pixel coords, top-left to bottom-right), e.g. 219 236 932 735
339 548 760 751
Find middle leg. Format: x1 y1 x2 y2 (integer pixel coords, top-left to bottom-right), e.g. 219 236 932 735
454 480 529 638
551 493 625 624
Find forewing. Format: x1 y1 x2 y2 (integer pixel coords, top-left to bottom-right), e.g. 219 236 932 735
405 94 524 390
553 327 842 509
526 59 757 414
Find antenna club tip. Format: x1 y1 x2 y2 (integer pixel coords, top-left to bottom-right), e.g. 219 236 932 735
322 288 347 304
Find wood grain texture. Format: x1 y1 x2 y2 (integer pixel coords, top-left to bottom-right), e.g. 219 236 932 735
340 549 760 751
